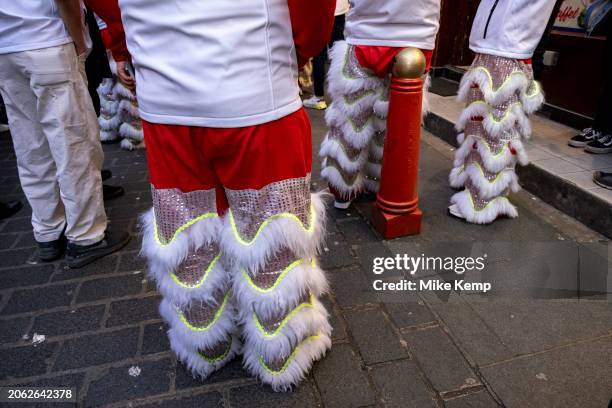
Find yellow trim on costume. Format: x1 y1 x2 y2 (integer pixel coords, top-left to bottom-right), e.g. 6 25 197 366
253 295 315 338
465 100 523 124
456 162 511 185
259 333 322 375
198 338 233 364
471 66 527 95
169 253 221 289
241 258 316 293
153 213 218 246
467 190 512 212
228 203 316 246
342 89 376 106
177 292 230 331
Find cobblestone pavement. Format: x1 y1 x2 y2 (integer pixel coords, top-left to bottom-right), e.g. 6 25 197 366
0 110 610 408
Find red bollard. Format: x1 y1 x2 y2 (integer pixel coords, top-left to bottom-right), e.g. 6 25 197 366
371 48 425 239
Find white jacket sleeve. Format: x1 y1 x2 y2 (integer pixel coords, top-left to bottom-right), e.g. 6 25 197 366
469 0 557 59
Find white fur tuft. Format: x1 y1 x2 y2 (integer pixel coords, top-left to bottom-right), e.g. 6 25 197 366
160 296 236 351
242 331 331 392
450 190 518 224
232 261 329 321
320 164 364 198
240 299 331 363
219 193 327 275
169 331 241 380
319 134 369 174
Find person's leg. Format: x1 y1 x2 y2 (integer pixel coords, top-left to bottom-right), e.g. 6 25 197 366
140 121 239 379
584 22 612 154
319 42 386 206
26 43 108 245
592 20 612 134
0 51 67 244
212 108 331 391
449 54 543 223
311 49 326 98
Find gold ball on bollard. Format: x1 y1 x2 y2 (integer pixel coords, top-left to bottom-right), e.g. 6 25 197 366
392 48 426 79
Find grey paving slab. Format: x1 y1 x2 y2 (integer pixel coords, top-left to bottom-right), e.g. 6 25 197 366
344 307 409 365
0 315 31 343
32 305 105 337
106 295 161 327
53 328 139 371
1 283 77 315
371 360 437 408
0 341 57 380
422 292 514 367
142 322 171 355
174 358 249 389
138 392 224 408
443 390 501 408
85 358 172 406
313 343 376 408
0 264 54 290
76 274 144 303
480 337 612 408
229 382 318 408
402 327 480 393
467 299 612 356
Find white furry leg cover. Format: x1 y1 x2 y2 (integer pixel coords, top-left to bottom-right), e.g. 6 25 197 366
449 54 544 224
141 186 239 379
320 41 386 200
114 81 145 151
97 77 120 142
221 175 331 392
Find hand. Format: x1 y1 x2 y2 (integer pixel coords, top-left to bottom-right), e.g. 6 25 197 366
116 60 136 91
74 40 87 57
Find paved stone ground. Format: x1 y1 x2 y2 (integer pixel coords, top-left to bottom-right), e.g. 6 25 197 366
0 110 610 408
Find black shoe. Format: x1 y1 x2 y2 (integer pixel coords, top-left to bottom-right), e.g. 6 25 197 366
101 169 112 181
593 171 612 190
65 230 131 268
103 184 125 201
585 134 612 154
569 127 602 147
37 235 66 262
0 200 22 220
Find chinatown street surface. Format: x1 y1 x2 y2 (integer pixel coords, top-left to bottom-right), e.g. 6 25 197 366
0 109 610 408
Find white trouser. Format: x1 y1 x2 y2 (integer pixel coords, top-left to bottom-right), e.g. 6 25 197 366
0 43 107 245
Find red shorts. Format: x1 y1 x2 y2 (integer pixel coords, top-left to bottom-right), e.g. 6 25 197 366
143 108 312 213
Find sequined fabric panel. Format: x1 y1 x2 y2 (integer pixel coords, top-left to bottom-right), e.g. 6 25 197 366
173 243 220 286
465 151 512 181
466 180 509 211
182 289 226 328
325 157 361 185
226 176 311 242
247 248 296 289
343 44 375 80
472 54 534 90
257 292 311 333
199 338 232 360
464 121 516 155
152 187 217 243
328 127 363 161
343 89 376 105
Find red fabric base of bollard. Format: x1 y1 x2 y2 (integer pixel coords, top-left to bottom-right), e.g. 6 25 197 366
371 204 422 239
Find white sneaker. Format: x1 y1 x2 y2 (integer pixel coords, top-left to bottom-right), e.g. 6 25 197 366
303 96 327 110
447 204 465 219
0 123 9 133
334 200 352 210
